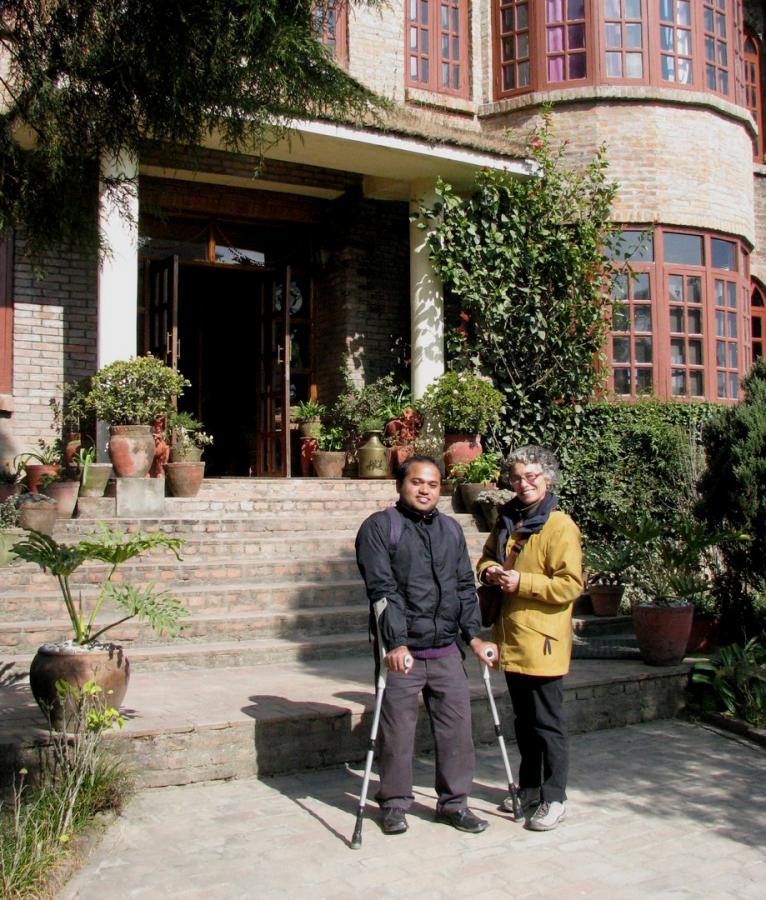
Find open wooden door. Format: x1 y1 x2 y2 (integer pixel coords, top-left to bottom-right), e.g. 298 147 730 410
253 268 291 476
147 256 180 369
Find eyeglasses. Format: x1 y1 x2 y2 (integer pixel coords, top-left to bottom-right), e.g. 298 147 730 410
509 471 543 486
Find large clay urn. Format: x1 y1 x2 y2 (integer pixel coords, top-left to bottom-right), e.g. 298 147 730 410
108 425 156 478
24 463 61 493
312 450 345 478
165 461 205 497
632 603 693 666
29 642 130 730
443 433 482 474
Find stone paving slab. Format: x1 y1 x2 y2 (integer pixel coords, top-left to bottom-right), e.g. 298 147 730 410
59 720 766 899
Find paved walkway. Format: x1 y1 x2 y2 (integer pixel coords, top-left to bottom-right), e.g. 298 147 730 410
60 719 765 899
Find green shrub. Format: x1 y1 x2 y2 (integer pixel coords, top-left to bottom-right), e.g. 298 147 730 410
692 639 766 728
697 360 766 640
450 451 501 484
557 399 716 542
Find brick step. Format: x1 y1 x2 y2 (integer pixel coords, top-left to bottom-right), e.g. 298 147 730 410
1 603 370 654
572 614 634 637
194 478 457 500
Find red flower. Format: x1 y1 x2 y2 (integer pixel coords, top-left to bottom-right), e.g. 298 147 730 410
456 326 468 337
459 310 470 322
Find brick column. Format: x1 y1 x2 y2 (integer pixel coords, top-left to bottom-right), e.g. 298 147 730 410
409 181 444 401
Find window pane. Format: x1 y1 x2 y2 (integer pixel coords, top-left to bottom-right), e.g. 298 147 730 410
625 0 641 16
607 52 623 76
633 273 650 300
635 336 652 363
688 339 703 365
711 238 736 271
625 52 643 77
569 53 587 78
605 0 621 16
687 309 702 334
636 368 653 391
715 279 724 305
704 7 714 31
626 23 642 48
549 56 565 79
727 312 737 338
634 306 652 331
676 30 690 56
548 26 564 51
518 4 528 28
670 307 684 332
606 230 653 261
606 24 622 48
660 26 674 51
728 343 737 368
687 277 702 303
705 36 715 62
664 232 703 265
676 1 690 27
689 371 704 396
728 373 739 398
661 54 675 80
727 282 737 308
568 0 585 17
613 336 630 363
672 370 686 396
614 368 631 394
677 57 691 84
671 339 685 365
660 0 672 21
612 273 628 300
518 33 529 57
613 304 630 330
518 61 530 85
569 24 586 49
717 371 726 398
547 0 564 23
716 311 725 336
716 340 726 366
668 274 683 301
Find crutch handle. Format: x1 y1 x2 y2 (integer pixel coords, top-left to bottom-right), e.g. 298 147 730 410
484 647 496 661
403 654 413 672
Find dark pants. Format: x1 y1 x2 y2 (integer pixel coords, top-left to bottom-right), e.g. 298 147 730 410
505 672 568 803
375 653 475 813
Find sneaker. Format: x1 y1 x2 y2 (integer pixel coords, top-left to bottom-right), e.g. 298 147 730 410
526 800 566 832
382 807 408 835
501 787 540 816
435 808 489 833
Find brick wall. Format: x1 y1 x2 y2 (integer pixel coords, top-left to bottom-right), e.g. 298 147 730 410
484 101 755 244
8 238 98 456
753 168 766 287
314 196 410 404
347 2 405 102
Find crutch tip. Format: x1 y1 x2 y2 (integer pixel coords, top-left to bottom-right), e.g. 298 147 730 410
350 839 362 850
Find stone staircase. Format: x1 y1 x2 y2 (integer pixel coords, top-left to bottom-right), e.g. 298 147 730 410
1 477 680 791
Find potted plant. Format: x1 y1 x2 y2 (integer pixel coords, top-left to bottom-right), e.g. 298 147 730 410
15 439 63 492
475 487 515 531
581 539 634 617
12 526 186 728
86 354 190 478
612 517 744 666
75 445 112 498
294 400 326 440
419 371 504 470
0 496 24 566
450 451 501 513
16 492 59 535
383 403 422 473
312 425 346 478
163 411 212 497
39 469 81 519
51 377 93 467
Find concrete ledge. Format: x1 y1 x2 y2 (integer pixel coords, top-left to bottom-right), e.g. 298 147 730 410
76 497 116 518
116 478 165 517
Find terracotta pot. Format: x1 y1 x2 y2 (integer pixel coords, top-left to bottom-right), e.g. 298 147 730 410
40 479 80 518
18 500 58 535
589 584 625 617
459 481 495 514
632 603 693 666
24 463 61 493
299 436 318 477
29 642 130 731
169 446 203 463
358 433 389 479
686 615 721 654
79 463 113 498
165 461 205 497
298 419 322 440
0 483 20 503
443 433 482 474
312 450 346 478
389 444 414 476
108 425 155 478
64 433 81 467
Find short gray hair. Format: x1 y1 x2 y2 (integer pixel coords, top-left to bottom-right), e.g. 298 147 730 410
500 445 560 491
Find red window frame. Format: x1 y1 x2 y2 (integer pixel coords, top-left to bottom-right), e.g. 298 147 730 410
601 0 647 84
493 0 744 105
752 283 766 364
405 0 470 98
314 1 349 67
606 227 749 403
0 236 12 398
743 29 764 162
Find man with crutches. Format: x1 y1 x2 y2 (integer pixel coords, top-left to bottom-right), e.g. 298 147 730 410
355 455 497 838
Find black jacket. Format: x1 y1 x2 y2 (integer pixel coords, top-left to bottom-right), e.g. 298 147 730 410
355 503 482 651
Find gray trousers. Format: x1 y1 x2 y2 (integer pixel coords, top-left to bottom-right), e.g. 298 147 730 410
375 653 475 813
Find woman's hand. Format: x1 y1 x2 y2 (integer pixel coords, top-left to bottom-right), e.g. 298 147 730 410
485 566 520 593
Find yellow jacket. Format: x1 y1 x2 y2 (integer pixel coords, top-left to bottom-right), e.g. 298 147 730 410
476 510 583 676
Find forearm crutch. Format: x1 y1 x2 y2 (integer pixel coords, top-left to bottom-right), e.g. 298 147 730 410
351 598 412 849
482 648 523 821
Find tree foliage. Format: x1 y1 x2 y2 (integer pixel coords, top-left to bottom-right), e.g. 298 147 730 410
0 0 382 254
418 111 619 451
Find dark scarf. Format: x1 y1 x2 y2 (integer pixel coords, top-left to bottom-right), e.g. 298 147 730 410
495 491 559 565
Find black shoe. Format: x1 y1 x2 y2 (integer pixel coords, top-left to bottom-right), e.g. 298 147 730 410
436 808 488 833
382 808 408 835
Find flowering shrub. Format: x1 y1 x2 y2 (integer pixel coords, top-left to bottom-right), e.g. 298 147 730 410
87 355 190 426
420 371 504 434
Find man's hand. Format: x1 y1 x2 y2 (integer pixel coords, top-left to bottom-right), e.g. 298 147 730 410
469 637 499 667
385 645 413 673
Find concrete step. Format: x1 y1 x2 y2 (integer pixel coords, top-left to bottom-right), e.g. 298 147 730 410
0 656 692 789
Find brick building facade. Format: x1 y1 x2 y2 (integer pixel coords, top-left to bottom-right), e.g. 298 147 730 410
1 0 765 475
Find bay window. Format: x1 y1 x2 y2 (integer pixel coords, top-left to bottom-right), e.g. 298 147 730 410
406 0 469 97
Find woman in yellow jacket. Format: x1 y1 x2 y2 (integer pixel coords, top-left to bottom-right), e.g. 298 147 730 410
476 445 582 831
